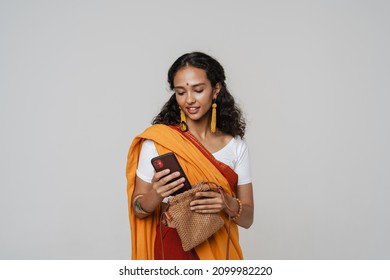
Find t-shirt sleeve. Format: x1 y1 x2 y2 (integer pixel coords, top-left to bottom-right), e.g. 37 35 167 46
235 138 252 186
136 139 158 183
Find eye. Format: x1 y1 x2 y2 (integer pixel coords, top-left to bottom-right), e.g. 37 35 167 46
175 91 185 96
194 89 204 93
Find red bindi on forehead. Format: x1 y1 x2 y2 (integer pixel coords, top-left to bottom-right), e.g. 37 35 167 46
186 82 189 86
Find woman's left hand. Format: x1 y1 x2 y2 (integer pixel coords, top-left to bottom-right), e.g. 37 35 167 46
189 190 226 213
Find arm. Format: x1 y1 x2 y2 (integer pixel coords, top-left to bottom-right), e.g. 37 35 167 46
190 182 254 229
132 170 185 218
227 183 254 228
131 139 187 218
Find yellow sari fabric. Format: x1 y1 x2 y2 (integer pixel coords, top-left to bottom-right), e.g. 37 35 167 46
126 124 243 260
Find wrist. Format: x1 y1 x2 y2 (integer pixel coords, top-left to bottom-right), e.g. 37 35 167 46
231 198 243 221
133 194 152 215
224 195 242 220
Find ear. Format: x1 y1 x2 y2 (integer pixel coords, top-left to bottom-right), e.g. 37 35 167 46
213 83 221 99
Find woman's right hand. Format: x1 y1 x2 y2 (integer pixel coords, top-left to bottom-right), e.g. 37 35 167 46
132 169 185 218
151 169 185 199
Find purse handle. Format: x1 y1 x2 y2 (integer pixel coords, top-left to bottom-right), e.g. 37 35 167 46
212 183 233 260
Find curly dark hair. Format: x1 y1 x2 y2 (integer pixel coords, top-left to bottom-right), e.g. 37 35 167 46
152 52 246 138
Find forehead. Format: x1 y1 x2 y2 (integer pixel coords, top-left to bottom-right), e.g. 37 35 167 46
173 66 209 86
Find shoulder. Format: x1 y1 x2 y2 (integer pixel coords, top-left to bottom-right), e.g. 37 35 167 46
142 139 156 149
139 124 175 138
215 130 233 145
229 136 250 161
143 124 168 133
231 136 249 150
217 131 248 146
213 132 250 156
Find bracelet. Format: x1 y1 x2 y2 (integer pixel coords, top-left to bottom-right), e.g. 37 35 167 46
133 194 151 215
220 190 243 221
231 198 243 221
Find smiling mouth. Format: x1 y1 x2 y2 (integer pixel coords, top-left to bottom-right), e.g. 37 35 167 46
186 107 200 114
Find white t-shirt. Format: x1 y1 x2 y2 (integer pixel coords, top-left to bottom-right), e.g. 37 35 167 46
136 136 252 186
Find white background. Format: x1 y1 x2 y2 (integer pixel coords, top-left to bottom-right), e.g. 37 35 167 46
1 0 389 259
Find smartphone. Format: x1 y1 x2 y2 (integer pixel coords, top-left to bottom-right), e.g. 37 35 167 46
151 152 191 196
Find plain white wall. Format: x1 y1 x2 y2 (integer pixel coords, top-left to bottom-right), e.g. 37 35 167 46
1 0 389 259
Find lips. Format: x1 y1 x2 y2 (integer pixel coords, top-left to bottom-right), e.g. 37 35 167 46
186 107 200 114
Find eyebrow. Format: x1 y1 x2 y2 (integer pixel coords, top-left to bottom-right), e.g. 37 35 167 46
174 83 206 89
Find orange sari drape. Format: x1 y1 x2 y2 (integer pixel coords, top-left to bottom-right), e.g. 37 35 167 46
126 124 243 260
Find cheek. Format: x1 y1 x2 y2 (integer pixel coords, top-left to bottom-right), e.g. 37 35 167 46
200 94 213 105
175 95 184 106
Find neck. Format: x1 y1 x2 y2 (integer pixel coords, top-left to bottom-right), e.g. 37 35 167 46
186 114 212 140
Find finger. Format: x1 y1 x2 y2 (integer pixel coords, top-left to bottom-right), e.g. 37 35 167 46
190 197 219 206
163 182 184 197
195 191 219 198
152 169 170 182
192 193 222 204
158 177 185 197
159 171 182 185
190 204 222 212
193 209 221 214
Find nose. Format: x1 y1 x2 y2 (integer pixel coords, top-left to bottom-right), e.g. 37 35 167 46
186 91 195 104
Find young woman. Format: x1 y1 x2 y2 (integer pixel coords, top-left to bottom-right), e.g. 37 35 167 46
126 52 254 260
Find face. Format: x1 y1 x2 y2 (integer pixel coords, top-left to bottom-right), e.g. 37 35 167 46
173 66 220 123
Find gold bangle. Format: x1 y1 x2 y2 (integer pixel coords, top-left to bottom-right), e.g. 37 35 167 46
133 194 151 215
232 198 242 221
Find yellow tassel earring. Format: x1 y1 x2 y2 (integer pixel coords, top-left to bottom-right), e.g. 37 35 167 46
211 99 217 133
180 108 188 132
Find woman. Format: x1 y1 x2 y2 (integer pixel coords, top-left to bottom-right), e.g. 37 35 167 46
126 52 254 260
